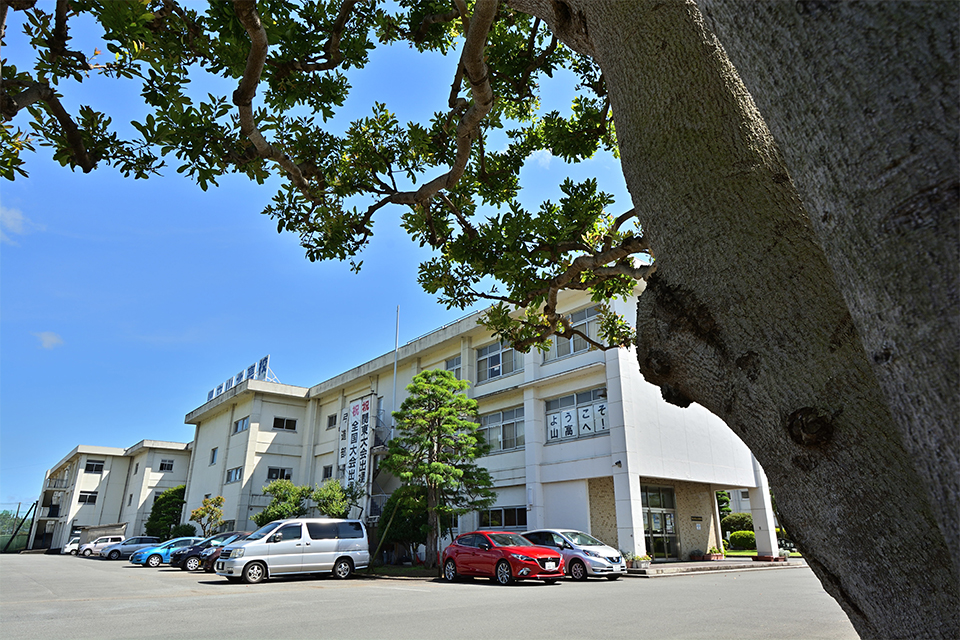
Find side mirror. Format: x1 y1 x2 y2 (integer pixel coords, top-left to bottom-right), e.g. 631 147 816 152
271 533 283 543
479 542 491 551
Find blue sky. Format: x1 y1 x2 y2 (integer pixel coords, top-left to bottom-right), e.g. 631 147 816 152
0 10 631 510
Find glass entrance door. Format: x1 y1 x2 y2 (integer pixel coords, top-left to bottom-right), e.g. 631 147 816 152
642 485 679 560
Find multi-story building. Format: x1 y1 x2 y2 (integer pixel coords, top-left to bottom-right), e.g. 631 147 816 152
28 440 191 550
182 290 778 560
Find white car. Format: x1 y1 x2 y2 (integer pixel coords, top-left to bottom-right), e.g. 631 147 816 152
77 535 123 557
523 529 627 580
61 536 81 555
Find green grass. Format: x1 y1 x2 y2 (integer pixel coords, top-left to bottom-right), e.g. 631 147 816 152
724 549 802 557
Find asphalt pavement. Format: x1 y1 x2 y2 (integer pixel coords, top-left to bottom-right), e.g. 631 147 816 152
0 553 857 640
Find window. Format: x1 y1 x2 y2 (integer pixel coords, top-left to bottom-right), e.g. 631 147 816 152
307 521 338 540
209 448 218 465
322 465 333 480
134 462 139 474
543 306 601 361
153 490 164 504
225 467 243 484
445 355 462 380
159 459 174 472
479 407 525 453
273 417 297 431
127 494 133 507
204 493 211 500
338 521 363 539
84 460 104 474
545 387 608 443
275 523 302 541
267 467 292 481
327 414 337 430
233 416 249 434
479 506 526 530
741 490 750 500
78 491 98 505
476 341 522 383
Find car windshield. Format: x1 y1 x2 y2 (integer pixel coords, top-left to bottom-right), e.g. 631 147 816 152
488 533 532 547
561 531 605 547
245 523 280 541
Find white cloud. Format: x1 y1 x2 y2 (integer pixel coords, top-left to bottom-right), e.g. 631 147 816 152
531 149 553 169
33 332 64 349
1 205 43 245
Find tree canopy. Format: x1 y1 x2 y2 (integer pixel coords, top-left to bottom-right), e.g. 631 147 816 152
144 484 186 539
189 494 225 537
381 369 495 568
251 479 312 526
1 0 647 354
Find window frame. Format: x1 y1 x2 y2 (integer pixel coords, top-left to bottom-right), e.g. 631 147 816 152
545 387 609 443
209 448 218 465
78 491 98 505
326 414 337 430
233 416 250 434
543 305 601 362
158 459 174 472
479 506 527 530
322 465 333 480
445 355 462 380
476 341 522 383
84 460 104 474
479 407 525 454
266 467 293 481
272 417 297 431
225 467 243 484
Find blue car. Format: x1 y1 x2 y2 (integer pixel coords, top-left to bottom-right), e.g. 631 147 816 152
129 537 203 568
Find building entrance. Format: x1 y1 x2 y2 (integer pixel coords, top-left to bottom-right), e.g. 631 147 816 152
642 484 679 560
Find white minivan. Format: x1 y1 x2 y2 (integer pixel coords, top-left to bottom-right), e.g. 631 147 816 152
215 518 369 584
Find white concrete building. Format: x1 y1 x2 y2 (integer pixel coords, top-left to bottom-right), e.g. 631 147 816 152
182 290 778 560
29 440 191 549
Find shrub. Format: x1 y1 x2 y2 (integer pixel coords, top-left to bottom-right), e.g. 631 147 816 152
729 530 757 550
170 523 197 538
721 512 753 535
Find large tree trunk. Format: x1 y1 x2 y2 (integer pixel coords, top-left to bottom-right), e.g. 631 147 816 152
511 1 958 637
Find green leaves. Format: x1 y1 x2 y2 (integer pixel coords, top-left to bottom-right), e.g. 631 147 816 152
4 0 648 358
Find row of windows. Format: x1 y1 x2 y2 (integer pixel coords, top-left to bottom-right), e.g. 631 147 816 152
87 458 174 473
479 506 527 529
233 415 299 435
545 387 608 442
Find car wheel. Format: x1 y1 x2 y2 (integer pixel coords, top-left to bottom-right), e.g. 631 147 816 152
570 559 588 581
443 559 458 582
242 562 266 584
333 558 353 580
606 575 621 581
146 554 162 568
83 549 92 557
185 556 201 571
108 550 121 560
494 560 513 585
69 550 77 556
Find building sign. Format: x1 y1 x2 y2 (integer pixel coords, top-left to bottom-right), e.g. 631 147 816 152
340 395 374 489
546 387 608 443
207 355 271 401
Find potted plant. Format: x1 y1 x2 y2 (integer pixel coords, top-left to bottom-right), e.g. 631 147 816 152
777 548 792 561
689 549 704 561
635 554 651 569
621 551 636 568
705 546 724 560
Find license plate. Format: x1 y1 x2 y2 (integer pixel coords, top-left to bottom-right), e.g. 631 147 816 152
216 562 224 571
545 562 556 570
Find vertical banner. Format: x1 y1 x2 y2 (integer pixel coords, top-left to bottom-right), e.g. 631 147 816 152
342 395 374 490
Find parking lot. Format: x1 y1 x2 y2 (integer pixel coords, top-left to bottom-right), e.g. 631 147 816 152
0 554 857 639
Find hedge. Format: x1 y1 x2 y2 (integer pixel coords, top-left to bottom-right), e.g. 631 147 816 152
729 530 757 550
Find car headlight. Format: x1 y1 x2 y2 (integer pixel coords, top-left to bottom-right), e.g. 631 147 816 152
226 548 243 559
582 549 602 559
510 553 535 562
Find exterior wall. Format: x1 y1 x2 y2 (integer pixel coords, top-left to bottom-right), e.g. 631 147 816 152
168 289 776 562
588 476 619 550
673 480 723 558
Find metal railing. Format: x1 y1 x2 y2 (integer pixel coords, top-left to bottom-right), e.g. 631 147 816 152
45 478 69 490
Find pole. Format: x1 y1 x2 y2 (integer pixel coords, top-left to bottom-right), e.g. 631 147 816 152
391 305 399 437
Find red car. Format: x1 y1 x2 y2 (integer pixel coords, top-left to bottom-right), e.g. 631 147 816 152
442 531 564 585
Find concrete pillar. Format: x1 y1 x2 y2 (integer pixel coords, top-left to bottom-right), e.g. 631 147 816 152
606 346 646 557
523 381 545 530
749 455 779 556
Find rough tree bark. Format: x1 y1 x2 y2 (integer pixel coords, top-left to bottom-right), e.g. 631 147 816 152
510 1 958 638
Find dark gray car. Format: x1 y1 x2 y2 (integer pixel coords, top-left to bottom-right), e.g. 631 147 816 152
100 536 161 560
